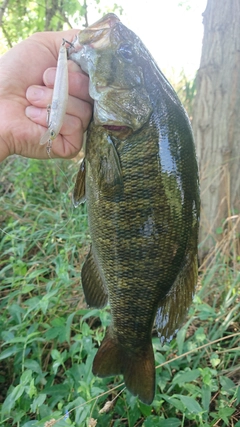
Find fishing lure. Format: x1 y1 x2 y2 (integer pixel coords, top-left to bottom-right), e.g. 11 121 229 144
40 39 69 155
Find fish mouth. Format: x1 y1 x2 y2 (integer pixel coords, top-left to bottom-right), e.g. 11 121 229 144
68 15 119 58
78 14 119 48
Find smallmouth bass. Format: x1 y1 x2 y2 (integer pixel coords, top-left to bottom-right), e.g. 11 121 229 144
68 13 200 404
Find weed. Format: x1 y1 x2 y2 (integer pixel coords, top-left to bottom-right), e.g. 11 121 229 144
0 156 239 426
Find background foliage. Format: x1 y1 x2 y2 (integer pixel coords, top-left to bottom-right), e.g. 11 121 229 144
0 0 239 426
0 0 123 51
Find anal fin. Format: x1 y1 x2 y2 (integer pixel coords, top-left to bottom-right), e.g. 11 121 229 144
81 246 108 308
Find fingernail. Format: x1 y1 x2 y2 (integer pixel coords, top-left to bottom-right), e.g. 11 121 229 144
26 86 44 101
25 106 41 119
44 68 56 86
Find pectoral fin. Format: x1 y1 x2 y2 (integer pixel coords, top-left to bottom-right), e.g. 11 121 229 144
98 137 124 198
156 253 198 343
81 246 108 308
73 158 86 207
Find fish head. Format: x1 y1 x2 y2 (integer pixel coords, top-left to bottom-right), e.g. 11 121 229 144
68 13 153 136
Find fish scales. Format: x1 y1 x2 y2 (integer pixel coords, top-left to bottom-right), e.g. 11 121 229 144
68 13 200 404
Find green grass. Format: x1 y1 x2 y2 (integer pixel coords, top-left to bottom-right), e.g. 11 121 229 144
0 156 239 427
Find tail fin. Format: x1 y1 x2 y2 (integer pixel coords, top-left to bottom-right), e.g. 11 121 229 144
92 329 155 405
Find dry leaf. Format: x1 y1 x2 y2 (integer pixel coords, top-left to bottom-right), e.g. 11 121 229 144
44 420 56 427
99 400 114 414
88 417 97 427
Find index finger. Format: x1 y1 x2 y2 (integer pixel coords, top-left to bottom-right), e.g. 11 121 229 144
68 60 93 104
43 62 93 104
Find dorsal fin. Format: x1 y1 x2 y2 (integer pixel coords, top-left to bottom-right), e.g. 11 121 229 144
156 253 198 343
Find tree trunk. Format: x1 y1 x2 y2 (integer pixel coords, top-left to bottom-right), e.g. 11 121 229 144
192 0 240 259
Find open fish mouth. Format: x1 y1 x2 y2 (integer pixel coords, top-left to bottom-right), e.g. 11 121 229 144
68 15 119 58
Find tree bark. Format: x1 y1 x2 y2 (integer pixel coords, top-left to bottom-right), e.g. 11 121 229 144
192 0 240 259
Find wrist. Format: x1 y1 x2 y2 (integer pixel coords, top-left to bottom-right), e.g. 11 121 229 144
0 100 14 162
0 135 11 162
0 146 10 162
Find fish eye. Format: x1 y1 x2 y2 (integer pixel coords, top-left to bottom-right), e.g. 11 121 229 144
118 43 134 61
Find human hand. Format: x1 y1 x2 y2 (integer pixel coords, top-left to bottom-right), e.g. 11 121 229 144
0 30 92 162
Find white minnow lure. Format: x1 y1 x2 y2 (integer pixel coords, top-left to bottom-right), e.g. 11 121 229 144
40 39 69 154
